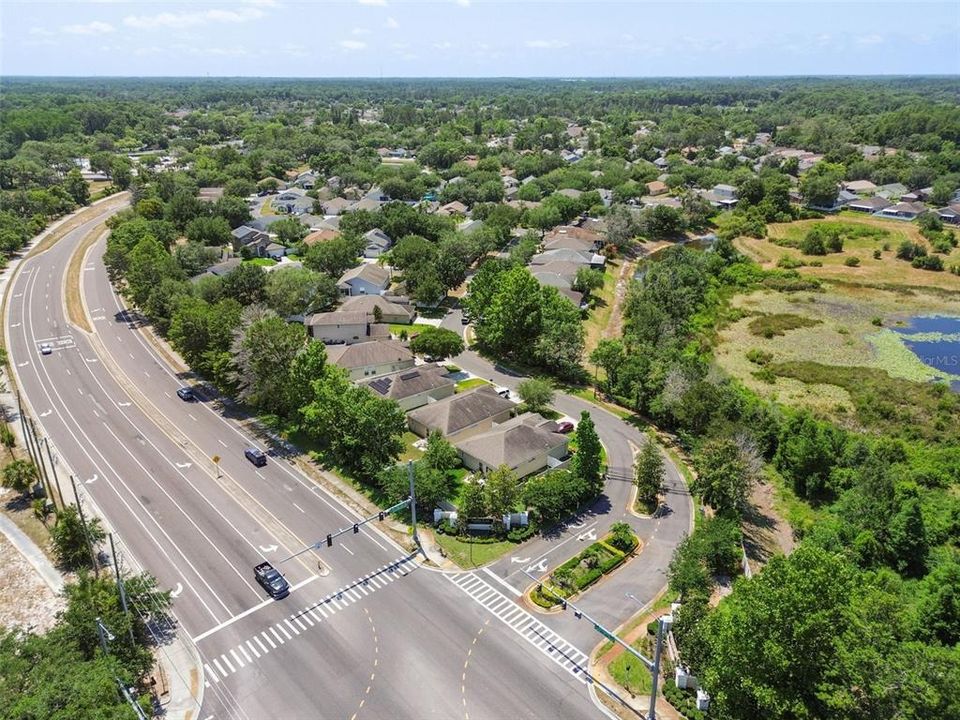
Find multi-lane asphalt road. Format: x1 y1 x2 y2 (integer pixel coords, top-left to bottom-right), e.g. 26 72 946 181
5 201 619 719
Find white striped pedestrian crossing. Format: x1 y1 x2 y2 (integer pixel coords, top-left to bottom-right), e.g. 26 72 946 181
203 555 418 685
445 572 590 684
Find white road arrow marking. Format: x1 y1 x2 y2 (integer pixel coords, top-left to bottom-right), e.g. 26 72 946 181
10 323 20 328
85 474 98 484
40 409 52 418
170 583 183 598
569 520 586 529
526 558 548 573
510 556 531 564
175 462 192 469
117 401 131 407
83 357 98 363
17 361 29 367
259 544 278 553
578 528 597 542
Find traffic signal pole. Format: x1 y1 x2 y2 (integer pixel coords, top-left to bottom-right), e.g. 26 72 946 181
521 569 663 720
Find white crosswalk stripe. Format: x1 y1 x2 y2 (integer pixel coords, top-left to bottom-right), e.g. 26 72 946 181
204 555 417 684
445 572 590 684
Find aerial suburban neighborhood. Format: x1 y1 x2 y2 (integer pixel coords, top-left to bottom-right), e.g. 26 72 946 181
0 2 958 720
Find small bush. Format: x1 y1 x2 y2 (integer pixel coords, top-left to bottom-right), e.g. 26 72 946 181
776 255 804 269
746 348 773 365
748 313 821 338
507 524 537 542
844 256 861 267
912 254 944 271
752 366 777 384
873 249 882 259
871 317 883 327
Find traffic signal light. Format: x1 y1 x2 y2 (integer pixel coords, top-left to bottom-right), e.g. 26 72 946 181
574 610 582 619
378 512 385 522
353 523 359 534
326 534 332 547
537 583 543 593
561 600 568 611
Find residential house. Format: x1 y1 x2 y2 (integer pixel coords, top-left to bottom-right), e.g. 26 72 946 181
653 157 670 170
454 412 569 478
191 257 241 282
247 215 284 233
273 188 307 213
934 204 960 225
231 225 272 256
362 364 456 412
406 386 516 441
877 201 927 220
847 196 892 213
597 188 613 207
458 219 484 235
264 242 289 259
876 183 909 200
295 171 318 189
645 180 669 196
306 311 371 344
337 264 391 297
437 200 468 217
322 197 355 215
302 228 340 247
531 247 605 269
534 260 587 279
810 189 858 213
362 228 393 259
543 226 605 252
557 188 583 200
843 179 878 194
326 339 415 381
352 196 387 213
339 294 415 324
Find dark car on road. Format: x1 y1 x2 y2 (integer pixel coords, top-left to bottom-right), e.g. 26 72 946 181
245 447 267 467
254 562 289 599
176 387 195 401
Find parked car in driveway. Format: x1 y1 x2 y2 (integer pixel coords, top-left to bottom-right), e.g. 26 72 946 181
245 447 267 467
556 421 575 434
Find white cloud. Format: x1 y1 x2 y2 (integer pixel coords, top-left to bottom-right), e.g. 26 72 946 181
123 8 264 29
386 17 399 29
29 27 55 36
855 34 883 46
340 39 367 50
62 21 115 35
358 0 387 5
455 0 471 6
352 27 371 35
526 39 568 49
434 41 453 50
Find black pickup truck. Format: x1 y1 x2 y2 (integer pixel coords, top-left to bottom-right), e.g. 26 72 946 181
254 562 290 599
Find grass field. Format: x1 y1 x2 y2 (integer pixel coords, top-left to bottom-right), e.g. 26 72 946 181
736 215 960 292
582 260 621 362
608 640 654 696
243 257 277 267
434 533 515 568
455 377 490 392
714 285 960 423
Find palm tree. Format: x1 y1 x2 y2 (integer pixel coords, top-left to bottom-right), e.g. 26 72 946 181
2 459 38 494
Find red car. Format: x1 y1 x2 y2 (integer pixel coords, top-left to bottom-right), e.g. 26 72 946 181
556 421 575 434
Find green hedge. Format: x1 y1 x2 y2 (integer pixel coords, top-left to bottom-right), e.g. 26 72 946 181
662 679 709 720
537 529 638 604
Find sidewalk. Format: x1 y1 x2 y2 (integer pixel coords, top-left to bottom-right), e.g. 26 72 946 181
0 511 63 595
151 630 205 720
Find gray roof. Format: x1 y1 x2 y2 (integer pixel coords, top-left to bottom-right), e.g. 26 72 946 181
407 386 515 437
306 311 369 327
362 364 454 401
455 412 567 470
533 272 573 290
363 228 393 249
339 294 414 321
849 196 891 211
530 248 602 266
325 339 412 369
338 263 390 288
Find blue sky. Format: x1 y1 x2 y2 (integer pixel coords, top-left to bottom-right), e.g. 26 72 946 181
2 1 958 77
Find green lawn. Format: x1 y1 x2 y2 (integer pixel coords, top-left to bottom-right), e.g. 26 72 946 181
434 533 516 568
399 431 424 463
389 322 432 337
244 257 277 267
609 643 654 696
455 378 490 393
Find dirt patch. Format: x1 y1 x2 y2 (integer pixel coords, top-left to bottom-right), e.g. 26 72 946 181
0 530 64 633
741 477 796 573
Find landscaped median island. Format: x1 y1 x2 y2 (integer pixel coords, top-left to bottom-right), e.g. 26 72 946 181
528 522 640 609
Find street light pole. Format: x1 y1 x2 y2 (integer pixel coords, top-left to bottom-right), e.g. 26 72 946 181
408 460 419 549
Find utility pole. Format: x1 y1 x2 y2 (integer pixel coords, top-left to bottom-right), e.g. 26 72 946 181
109 533 136 646
44 437 63 510
29 418 54 503
407 460 419 549
96 616 150 720
70 474 99 576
